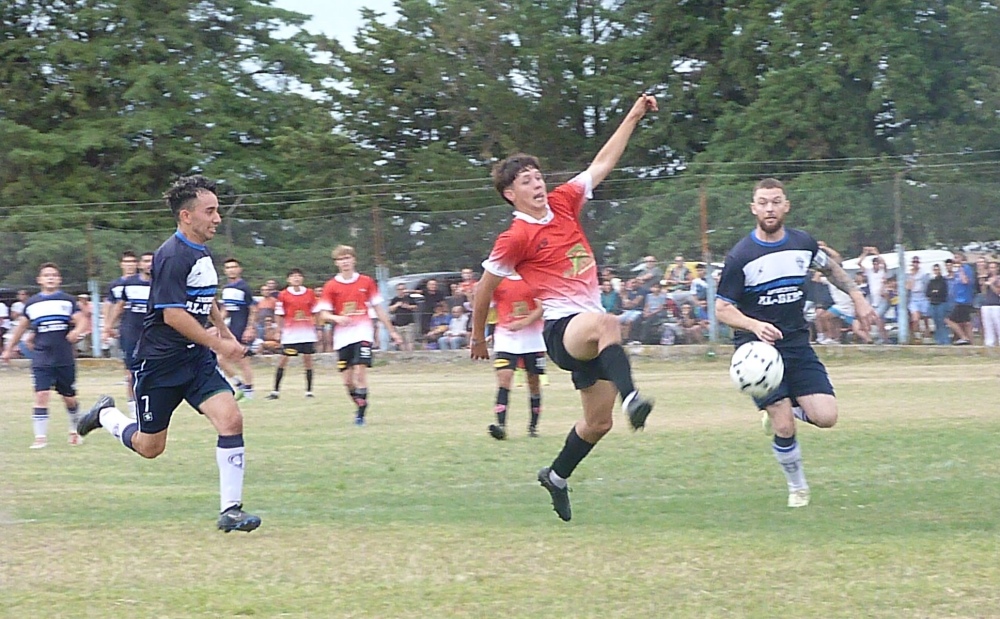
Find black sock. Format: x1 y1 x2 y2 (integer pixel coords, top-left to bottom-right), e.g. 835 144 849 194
529 394 541 428
774 434 796 448
356 388 368 419
243 384 253 391
306 369 313 392
551 427 595 480
596 344 636 400
274 367 285 391
495 387 510 426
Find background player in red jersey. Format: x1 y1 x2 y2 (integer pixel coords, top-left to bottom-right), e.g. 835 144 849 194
267 268 319 399
316 245 402 426
488 273 545 440
471 93 658 522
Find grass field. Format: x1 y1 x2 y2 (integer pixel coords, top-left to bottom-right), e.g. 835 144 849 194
3 353 1000 618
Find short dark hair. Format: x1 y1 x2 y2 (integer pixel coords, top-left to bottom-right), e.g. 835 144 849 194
752 177 785 198
287 268 303 277
141 251 154 260
492 153 541 205
39 262 60 274
224 257 241 266
121 251 137 260
163 175 217 219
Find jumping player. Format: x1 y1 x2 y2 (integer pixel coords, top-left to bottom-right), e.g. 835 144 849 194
471 93 658 522
487 273 545 440
77 175 260 532
316 245 402 425
715 178 876 508
267 268 318 399
2 263 89 448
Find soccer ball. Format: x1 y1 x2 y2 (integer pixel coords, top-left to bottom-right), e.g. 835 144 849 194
729 341 784 399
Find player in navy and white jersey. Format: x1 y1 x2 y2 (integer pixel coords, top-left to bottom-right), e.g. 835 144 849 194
2 263 89 449
101 250 137 354
77 175 261 532
218 257 257 400
105 251 152 415
716 178 876 509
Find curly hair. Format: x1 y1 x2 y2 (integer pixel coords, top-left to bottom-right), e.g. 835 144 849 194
163 175 217 218
492 153 541 205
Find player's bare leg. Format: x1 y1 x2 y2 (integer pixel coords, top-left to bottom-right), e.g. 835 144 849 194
563 313 653 430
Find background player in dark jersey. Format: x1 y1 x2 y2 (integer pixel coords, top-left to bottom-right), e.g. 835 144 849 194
105 251 152 416
2 263 89 448
219 257 257 400
77 175 260 532
101 250 137 356
715 177 876 508
471 94 658 522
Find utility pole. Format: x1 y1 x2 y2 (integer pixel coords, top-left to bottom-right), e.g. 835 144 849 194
894 171 908 345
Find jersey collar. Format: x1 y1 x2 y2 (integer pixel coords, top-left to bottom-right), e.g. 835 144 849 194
511 205 554 225
751 229 788 247
335 272 360 284
174 229 206 250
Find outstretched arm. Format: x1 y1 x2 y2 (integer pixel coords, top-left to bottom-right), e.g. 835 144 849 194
585 94 658 189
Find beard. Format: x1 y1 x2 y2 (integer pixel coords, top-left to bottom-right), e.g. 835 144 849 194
757 214 784 235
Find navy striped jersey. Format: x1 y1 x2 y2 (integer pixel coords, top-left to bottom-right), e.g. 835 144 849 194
221 279 255 336
118 274 152 344
717 228 828 348
107 276 128 306
137 231 219 360
23 291 79 367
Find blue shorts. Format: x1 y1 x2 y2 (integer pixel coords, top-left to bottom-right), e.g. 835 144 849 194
752 344 835 409
229 318 249 341
133 348 233 434
543 315 608 390
827 306 855 326
120 337 139 370
32 365 76 397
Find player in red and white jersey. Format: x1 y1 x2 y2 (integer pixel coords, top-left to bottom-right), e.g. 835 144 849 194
471 94 658 522
267 268 319 400
487 274 546 441
316 245 401 426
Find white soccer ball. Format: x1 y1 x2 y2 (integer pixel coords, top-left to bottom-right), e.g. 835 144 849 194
729 341 784 399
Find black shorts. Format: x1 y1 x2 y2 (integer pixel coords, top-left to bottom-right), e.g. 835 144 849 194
750 343 835 410
949 303 973 324
494 351 547 375
282 341 316 356
120 337 139 370
133 348 233 434
337 341 372 371
543 315 609 390
32 365 76 397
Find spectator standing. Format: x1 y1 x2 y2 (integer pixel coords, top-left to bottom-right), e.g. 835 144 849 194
980 261 1000 347
635 256 662 294
905 256 931 342
388 283 419 351
418 278 447 336
857 247 889 343
926 263 950 345
945 252 976 344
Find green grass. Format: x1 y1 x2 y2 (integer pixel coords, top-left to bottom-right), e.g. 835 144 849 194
3 355 1000 618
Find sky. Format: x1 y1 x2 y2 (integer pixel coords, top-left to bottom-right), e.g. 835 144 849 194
273 0 399 49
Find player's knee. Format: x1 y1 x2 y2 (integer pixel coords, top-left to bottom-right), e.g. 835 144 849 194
136 441 166 459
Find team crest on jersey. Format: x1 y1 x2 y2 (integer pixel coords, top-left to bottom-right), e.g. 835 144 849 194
563 243 595 278
796 256 806 270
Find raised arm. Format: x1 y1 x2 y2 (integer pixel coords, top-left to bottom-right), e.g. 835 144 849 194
815 248 877 332
585 94 658 189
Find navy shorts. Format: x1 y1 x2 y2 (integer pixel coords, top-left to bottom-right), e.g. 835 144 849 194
229 318 249 341
494 351 547 375
337 341 372 371
120 337 139 370
752 343 835 409
543 315 608 390
133 348 233 434
32 365 76 397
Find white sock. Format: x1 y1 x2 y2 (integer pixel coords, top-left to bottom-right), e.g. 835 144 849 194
32 410 49 438
67 406 81 432
772 438 808 492
99 407 134 441
548 469 567 489
128 400 137 416
216 436 245 512
622 391 637 410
